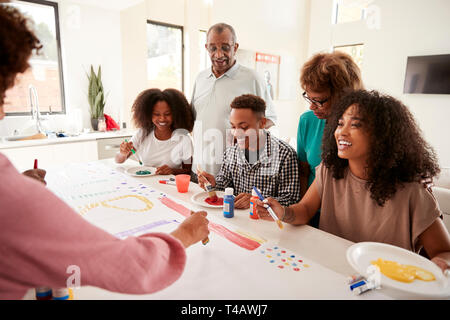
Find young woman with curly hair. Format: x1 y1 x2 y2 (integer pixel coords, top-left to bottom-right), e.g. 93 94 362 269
0 4 209 299
256 90 450 273
115 88 194 175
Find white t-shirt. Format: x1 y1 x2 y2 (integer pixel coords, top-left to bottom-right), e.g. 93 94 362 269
130 128 193 168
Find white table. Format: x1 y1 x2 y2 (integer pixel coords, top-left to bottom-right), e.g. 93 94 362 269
29 159 430 300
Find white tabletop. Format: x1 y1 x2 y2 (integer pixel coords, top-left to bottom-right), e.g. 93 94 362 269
29 159 446 300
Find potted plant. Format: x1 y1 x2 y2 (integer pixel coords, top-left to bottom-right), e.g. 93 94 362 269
87 65 106 130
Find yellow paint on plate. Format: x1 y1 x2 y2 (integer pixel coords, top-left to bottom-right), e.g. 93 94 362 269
371 258 435 283
303 264 310 268
266 255 272 258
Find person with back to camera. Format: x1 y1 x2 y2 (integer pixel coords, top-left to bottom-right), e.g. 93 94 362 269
0 3 209 299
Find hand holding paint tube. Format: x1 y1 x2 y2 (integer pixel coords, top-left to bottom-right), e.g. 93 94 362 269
252 187 283 229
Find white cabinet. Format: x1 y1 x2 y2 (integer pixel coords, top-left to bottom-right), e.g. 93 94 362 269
97 136 131 160
1 140 98 172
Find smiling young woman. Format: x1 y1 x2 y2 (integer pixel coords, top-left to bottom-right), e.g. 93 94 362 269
255 90 450 274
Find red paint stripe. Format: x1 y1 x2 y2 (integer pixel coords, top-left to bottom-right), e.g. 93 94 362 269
159 197 260 251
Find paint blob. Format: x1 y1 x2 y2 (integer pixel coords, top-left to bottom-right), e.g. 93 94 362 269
205 197 224 206
371 258 435 283
136 170 151 175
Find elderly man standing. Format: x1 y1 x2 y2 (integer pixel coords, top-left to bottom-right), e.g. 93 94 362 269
191 22 277 178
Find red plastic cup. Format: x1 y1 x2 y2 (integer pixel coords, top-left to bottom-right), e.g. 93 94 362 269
175 174 190 193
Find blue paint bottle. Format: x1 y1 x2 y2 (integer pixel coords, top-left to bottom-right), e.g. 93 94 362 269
223 187 234 218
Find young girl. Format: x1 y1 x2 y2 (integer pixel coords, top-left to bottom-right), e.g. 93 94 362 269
115 88 194 175
256 90 450 273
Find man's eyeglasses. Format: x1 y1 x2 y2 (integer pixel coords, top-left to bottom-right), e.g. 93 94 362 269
206 44 233 54
302 91 330 108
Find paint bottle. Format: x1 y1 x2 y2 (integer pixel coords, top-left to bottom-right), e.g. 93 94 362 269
249 189 260 220
52 288 73 300
35 287 52 300
223 187 234 218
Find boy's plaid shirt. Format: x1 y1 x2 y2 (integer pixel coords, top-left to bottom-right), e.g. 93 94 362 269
215 131 301 206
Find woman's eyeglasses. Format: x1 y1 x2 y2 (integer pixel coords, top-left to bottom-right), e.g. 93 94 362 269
302 91 330 108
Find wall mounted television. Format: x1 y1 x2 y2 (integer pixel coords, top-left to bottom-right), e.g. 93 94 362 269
403 54 450 94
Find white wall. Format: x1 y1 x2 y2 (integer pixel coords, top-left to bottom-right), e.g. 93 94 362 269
211 0 312 141
120 1 148 128
308 0 450 167
59 0 124 130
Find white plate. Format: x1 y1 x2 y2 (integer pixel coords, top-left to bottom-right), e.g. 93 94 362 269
125 166 156 177
191 191 225 208
346 242 450 298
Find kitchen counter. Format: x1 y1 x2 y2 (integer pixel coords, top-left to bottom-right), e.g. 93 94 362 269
0 130 136 150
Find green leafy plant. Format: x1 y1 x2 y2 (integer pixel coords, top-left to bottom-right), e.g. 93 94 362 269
87 65 106 119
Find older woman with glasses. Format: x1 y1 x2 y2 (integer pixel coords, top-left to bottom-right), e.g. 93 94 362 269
297 51 363 227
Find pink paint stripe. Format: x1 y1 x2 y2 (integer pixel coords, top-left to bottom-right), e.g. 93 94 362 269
159 197 261 251
159 196 191 217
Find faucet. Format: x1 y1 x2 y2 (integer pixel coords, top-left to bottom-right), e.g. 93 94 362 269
29 84 47 134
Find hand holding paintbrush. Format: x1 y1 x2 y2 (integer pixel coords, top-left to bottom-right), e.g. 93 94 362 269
116 139 143 165
196 165 218 201
253 187 284 230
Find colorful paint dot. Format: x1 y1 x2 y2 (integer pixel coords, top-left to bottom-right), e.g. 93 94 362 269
266 248 272 251
284 263 289 266
269 260 275 263
298 260 303 263
281 259 286 262
278 265 284 269
277 253 281 256
303 264 310 268
260 250 265 254
281 250 286 253
290 255 295 258
273 247 278 249
266 255 272 258
293 268 300 272
292 263 297 266
287 257 292 261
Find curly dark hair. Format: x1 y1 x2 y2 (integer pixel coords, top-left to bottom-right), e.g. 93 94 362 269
322 90 440 206
0 4 42 105
230 94 266 118
131 88 194 138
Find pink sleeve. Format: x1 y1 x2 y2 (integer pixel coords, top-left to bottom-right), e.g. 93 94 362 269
0 154 186 299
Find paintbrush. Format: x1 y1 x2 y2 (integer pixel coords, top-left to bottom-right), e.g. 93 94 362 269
125 139 143 165
252 186 283 230
196 165 218 201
